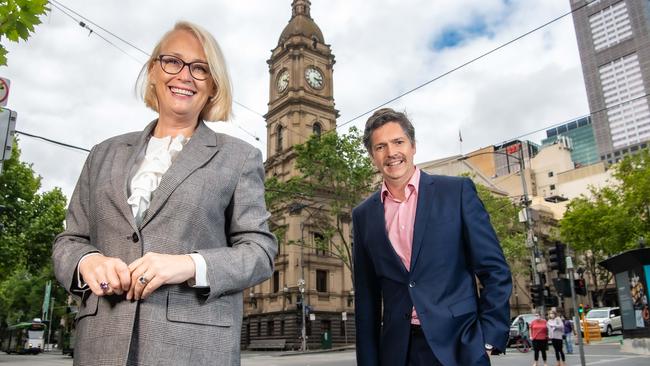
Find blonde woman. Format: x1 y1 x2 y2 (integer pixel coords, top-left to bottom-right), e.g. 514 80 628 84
53 21 276 365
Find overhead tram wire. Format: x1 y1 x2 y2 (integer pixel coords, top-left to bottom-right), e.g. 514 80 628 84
49 2 145 64
50 0 150 57
49 0 265 141
334 1 592 131
15 130 91 153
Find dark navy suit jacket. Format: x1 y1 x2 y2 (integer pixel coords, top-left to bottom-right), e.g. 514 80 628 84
352 172 512 366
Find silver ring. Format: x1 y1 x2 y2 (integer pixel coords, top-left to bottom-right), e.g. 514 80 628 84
138 274 148 285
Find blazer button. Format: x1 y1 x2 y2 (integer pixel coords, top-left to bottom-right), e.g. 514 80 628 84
409 281 416 288
404 313 411 319
132 232 139 243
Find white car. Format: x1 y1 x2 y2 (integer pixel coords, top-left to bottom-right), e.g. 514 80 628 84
581 307 622 336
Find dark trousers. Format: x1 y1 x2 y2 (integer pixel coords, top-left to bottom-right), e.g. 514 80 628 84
532 339 547 361
406 325 490 366
407 324 442 366
551 338 565 361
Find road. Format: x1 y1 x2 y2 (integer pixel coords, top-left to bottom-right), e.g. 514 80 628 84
0 344 648 365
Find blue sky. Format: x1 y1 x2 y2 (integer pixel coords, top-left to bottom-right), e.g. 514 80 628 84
1 0 587 198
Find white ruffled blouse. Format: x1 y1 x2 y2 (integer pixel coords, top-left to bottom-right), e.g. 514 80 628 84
127 135 187 224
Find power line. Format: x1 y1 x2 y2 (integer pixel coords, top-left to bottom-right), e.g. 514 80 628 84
50 0 150 57
15 130 91 153
48 2 145 64
49 0 263 140
335 1 591 130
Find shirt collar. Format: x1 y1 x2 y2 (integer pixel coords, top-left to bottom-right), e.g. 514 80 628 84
381 168 421 203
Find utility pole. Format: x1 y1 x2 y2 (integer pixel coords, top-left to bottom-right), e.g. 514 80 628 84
567 256 586 366
517 145 544 315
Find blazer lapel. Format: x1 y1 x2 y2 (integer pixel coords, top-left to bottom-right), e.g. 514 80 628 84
409 172 435 272
370 192 409 277
114 120 158 232
138 121 220 229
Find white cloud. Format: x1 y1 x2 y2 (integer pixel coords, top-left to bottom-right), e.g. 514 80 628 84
1 0 589 201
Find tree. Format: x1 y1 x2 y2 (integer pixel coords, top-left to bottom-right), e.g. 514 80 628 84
0 138 67 327
265 127 377 282
560 149 650 305
0 0 50 65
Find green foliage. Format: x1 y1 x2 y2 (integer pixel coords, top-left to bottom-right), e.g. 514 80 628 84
560 149 650 304
0 139 67 326
0 0 50 65
265 127 377 275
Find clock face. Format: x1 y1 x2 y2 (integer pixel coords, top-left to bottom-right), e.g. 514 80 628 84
277 70 289 93
305 66 324 89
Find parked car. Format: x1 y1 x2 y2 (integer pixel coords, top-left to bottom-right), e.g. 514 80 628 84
508 313 537 346
580 307 622 336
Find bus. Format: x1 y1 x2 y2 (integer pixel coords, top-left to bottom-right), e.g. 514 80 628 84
0 319 46 354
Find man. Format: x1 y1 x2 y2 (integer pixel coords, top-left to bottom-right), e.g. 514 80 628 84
353 108 512 366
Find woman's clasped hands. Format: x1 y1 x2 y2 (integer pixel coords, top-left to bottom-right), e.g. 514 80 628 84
78 252 196 300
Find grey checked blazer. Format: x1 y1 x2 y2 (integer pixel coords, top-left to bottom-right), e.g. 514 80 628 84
53 120 277 366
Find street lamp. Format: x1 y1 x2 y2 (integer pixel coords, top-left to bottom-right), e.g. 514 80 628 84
459 145 544 312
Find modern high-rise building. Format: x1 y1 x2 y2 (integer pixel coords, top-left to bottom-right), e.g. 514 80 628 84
570 0 650 164
541 116 600 167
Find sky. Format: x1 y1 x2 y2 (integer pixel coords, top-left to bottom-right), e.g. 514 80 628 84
1 0 589 200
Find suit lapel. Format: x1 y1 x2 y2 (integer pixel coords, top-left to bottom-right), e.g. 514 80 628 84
113 120 158 232
369 192 409 277
138 121 220 229
409 172 435 272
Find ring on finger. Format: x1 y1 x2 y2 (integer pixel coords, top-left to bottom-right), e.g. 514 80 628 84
138 273 149 285
100 281 109 291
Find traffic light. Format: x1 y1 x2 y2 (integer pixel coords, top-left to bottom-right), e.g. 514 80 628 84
545 295 559 307
548 242 566 273
574 278 587 296
578 303 584 316
530 284 544 307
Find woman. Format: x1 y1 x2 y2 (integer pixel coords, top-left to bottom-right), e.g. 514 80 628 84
52 21 277 365
547 311 566 366
530 313 549 366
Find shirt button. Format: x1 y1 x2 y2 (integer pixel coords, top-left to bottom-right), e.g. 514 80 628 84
132 232 139 243
409 281 416 288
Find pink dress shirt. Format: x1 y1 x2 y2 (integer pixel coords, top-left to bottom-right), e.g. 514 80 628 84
381 168 420 324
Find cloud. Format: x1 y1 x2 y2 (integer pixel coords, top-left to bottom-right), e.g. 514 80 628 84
1 0 589 203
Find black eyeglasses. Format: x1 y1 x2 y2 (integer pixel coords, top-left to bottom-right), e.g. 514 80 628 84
156 54 210 81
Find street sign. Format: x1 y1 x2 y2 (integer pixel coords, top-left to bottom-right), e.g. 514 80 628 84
309 313 315 321
0 78 9 107
342 311 347 321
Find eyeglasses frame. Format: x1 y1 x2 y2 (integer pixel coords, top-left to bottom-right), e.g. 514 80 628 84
156 54 211 81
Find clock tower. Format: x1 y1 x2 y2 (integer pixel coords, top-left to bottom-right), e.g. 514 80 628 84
265 0 338 178
242 1 355 352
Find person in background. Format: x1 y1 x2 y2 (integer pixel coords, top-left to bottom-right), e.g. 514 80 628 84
518 316 530 347
52 21 277 365
530 313 549 366
562 315 574 354
547 310 565 366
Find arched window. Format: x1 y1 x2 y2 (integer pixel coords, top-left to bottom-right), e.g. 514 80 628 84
276 125 284 153
312 122 322 137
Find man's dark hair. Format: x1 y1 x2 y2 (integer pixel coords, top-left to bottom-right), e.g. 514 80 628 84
362 108 415 154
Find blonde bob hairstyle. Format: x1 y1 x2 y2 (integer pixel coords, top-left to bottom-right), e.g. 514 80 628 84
137 21 233 122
